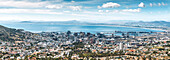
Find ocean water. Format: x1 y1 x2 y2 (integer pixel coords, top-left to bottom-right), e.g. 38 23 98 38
0 22 163 33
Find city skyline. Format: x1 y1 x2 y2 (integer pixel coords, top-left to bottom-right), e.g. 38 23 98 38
0 1 170 60
0 0 169 21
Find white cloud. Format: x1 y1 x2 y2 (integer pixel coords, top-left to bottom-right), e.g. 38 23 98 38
105 10 109 12
98 8 141 13
98 2 120 8
158 3 161 6
71 1 75 3
153 3 157 6
63 11 70 13
162 2 165 6
150 2 167 7
113 10 119 13
71 13 88 17
67 6 82 11
98 10 103 12
138 2 145 7
0 0 63 2
0 1 47 8
45 5 63 9
97 6 102 9
0 9 63 14
122 8 141 12
150 3 153 7
84 7 92 9
162 2 168 6
71 14 78 15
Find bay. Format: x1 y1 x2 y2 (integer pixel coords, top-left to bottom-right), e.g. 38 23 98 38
0 22 163 33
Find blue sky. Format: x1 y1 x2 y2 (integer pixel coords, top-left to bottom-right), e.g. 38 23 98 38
0 0 169 22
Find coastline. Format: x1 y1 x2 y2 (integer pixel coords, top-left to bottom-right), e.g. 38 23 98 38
29 24 167 33
1 23 167 33
111 25 167 32
86 24 167 32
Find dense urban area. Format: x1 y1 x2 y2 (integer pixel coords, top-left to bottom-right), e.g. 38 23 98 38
0 25 170 60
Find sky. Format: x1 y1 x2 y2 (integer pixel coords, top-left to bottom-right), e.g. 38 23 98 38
0 0 169 22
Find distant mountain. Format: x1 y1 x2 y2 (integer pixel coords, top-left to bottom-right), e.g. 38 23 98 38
151 21 170 27
19 20 117 25
129 21 169 24
20 20 80 23
145 21 170 25
108 20 137 24
20 21 33 23
126 21 170 27
150 21 169 23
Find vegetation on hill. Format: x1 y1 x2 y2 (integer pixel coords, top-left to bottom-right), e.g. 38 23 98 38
0 25 25 41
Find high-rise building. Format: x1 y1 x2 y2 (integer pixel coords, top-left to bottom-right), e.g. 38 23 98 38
119 43 123 50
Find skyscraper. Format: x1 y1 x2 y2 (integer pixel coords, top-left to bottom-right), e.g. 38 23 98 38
119 43 123 50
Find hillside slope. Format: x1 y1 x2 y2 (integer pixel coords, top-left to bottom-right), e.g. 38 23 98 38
0 25 25 41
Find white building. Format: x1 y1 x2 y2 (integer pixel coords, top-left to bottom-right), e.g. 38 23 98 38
119 43 123 50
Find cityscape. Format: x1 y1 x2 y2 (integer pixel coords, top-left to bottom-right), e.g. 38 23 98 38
0 24 169 60
0 0 170 60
